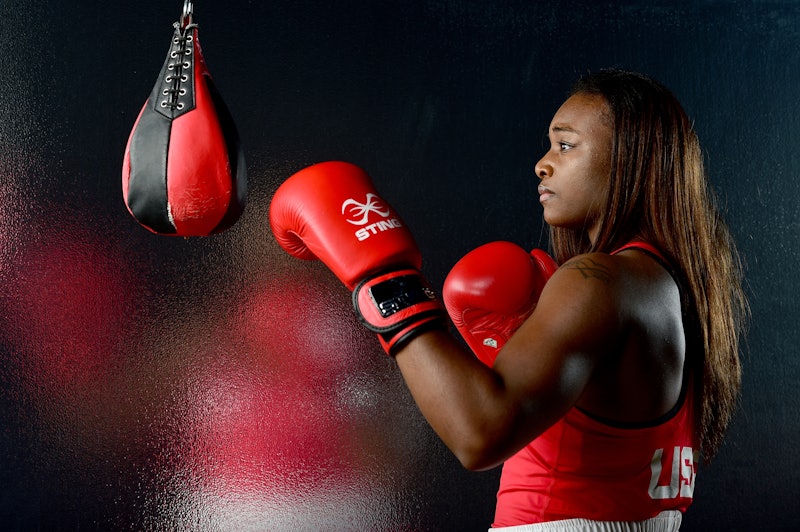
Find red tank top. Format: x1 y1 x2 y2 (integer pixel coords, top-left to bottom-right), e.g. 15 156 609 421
493 242 699 526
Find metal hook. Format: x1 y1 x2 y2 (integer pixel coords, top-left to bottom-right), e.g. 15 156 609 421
180 0 194 29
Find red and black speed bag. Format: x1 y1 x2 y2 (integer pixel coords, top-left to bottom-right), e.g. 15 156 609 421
122 22 246 236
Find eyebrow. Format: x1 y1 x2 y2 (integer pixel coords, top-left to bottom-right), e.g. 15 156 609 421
551 124 579 134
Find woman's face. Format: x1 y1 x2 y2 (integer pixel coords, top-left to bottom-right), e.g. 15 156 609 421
535 92 613 244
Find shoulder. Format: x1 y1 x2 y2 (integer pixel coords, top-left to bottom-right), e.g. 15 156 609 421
534 249 668 343
558 252 620 285
541 249 681 340
527 252 629 353
553 249 674 298
546 251 629 308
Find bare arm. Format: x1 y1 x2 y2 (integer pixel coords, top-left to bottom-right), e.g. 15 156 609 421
394 253 623 470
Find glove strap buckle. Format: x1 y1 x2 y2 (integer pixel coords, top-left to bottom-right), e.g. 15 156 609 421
353 269 446 356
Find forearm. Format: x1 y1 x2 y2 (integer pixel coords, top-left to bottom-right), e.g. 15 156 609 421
393 329 523 471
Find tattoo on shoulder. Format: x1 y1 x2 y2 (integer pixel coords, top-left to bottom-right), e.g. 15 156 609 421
563 257 612 284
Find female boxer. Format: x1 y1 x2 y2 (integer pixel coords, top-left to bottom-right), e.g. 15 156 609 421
270 69 748 531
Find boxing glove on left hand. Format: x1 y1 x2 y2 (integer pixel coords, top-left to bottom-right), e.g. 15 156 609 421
269 161 445 355
443 241 558 366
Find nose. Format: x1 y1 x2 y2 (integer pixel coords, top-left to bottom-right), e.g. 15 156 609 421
534 155 552 181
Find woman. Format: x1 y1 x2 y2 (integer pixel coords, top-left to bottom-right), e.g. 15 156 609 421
393 70 748 530
269 69 748 531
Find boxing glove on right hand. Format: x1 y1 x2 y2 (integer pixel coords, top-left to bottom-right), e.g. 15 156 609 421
443 241 558 366
269 161 445 356
269 161 421 288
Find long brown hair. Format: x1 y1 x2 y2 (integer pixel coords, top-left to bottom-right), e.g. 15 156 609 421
550 69 748 462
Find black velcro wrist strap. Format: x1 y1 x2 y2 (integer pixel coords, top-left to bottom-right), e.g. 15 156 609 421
352 269 446 356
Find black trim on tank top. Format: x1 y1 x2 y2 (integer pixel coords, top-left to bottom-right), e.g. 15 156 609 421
575 377 688 429
575 240 690 430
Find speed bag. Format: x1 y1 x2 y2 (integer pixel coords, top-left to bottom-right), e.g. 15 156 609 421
122 22 246 236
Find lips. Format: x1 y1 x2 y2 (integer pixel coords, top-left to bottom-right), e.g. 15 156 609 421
538 185 554 202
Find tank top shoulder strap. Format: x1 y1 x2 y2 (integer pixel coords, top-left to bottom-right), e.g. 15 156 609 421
610 240 666 262
610 241 680 288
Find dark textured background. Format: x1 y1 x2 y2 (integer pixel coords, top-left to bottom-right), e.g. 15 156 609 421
1 1 797 530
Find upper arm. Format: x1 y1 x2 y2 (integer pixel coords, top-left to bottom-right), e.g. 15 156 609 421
491 253 625 446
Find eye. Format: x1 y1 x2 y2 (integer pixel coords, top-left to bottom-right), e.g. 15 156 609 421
558 142 574 152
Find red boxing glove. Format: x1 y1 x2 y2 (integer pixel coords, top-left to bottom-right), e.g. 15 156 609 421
443 241 558 366
269 161 445 355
